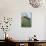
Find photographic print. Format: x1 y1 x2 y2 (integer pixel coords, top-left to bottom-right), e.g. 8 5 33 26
21 12 32 27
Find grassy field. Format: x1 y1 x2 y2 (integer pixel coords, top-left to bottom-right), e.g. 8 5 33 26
21 16 32 27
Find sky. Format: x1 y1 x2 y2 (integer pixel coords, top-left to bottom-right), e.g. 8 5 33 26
21 12 32 19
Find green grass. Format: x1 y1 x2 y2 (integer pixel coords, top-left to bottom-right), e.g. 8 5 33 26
21 16 32 27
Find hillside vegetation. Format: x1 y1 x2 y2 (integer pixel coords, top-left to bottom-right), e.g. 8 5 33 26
21 16 32 27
